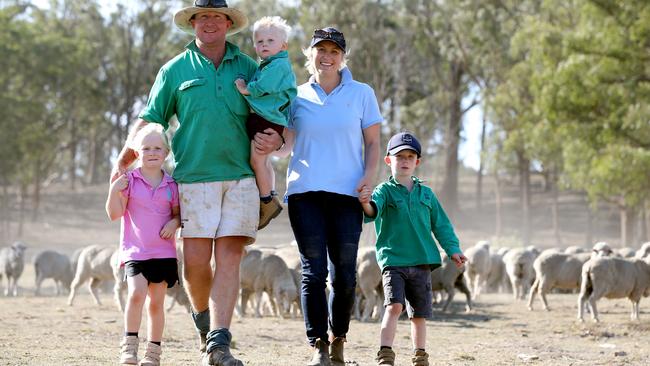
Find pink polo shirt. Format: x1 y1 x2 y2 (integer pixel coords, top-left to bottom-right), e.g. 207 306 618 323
119 168 179 264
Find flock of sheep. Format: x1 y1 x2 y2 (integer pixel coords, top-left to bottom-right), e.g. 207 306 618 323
2 239 650 324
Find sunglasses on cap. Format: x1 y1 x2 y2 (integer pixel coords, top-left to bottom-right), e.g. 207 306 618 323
194 0 227 8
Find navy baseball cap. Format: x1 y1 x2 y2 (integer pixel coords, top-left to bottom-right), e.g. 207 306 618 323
387 132 421 157
309 27 346 52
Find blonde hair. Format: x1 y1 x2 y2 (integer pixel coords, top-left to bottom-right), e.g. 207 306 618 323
129 123 169 151
302 46 348 76
252 16 291 43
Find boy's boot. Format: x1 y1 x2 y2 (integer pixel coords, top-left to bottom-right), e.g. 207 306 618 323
258 192 283 230
307 339 331 366
376 347 395 366
329 337 346 366
411 349 430 366
204 328 243 366
139 342 161 366
119 336 139 365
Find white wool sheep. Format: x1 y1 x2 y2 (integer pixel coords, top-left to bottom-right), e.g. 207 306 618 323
274 245 302 317
616 247 637 258
564 246 588 255
355 247 383 322
485 252 510 293
0 241 27 296
503 247 538 300
635 242 650 259
591 241 613 258
527 251 591 311
578 256 650 322
33 250 73 296
464 241 492 299
67 245 117 306
431 256 472 312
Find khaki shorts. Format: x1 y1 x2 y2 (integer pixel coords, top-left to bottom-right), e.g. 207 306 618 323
178 178 258 244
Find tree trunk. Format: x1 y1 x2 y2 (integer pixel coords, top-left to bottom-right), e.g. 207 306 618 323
475 111 487 210
69 119 78 189
18 183 27 237
1 184 9 242
642 203 649 243
620 205 636 246
494 172 503 238
440 61 463 220
31 161 41 222
585 201 594 246
518 151 531 245
550 166 562 246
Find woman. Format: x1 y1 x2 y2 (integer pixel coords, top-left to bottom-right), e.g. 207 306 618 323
277 27 382 366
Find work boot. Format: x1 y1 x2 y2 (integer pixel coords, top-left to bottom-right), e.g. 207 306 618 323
411 349 429 366
139 342 161 366
258 195 283 229
329 337 346 366
307 339 331 366
376 348 395 366
119 336 139 365
207 345 243 366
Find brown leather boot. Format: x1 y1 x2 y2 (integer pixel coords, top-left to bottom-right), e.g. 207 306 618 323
329 337 346 366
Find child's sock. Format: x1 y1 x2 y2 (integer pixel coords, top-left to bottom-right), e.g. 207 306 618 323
150 341 161 346
415 348 426 352
260 195 273 203
380 346 392 350
125 332 138 337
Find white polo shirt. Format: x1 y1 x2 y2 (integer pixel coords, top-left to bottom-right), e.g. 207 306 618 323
286 67 383 198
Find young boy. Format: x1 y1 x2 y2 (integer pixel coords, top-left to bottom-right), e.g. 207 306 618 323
358 132 467 366
235 16 297 230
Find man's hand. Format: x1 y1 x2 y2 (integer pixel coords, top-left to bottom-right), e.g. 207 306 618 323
110 174 129 194
451 253 468 268
253 128 283 154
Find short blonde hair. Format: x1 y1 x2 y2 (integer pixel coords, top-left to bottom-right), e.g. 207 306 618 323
302 47 348 76
129 123 169 151
252 16 291 43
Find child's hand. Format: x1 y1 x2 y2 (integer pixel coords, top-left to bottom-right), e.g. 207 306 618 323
234 78 250 95
110 174 129 194
451 253 468 268
358 185 372 204
160 219 179 239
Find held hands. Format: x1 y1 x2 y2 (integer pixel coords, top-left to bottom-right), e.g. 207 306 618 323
451 253 468 268
358 185 372 204
234 78 250 95
254 128 283 154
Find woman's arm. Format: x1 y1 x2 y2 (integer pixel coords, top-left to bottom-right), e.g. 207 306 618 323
356 123 381 191
272 128 295 158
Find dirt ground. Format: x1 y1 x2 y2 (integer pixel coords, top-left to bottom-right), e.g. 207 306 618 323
1 185 649 365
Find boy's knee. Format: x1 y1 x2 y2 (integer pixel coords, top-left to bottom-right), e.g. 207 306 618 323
385 303 403 316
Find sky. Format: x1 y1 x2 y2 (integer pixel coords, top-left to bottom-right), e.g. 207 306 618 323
30 0 484 171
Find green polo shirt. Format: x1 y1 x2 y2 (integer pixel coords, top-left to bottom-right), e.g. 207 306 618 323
244 50 296 126
139 41 258 183
364 176 462 270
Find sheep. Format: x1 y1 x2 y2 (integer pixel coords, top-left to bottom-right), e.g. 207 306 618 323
464 241 492 299
616 247 637 258
485 251 510 293
355 247 383 322
635 242 650 259
503 247 538 300
564 246 588 255
431 256 472 312
33 250 73 296
0 241 27 296
591 241 613 258
274 245 302 317
67 245 118 306
578 256 650 322
239 249 298 318
527 251 591 311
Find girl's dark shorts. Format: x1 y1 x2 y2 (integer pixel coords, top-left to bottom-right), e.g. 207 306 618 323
246 112 285 140
124 258 179 288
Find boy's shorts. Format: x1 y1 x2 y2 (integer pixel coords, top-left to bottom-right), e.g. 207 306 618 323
246 112 285 141
382 265 434 318
178 178 258 244
124 258 179 288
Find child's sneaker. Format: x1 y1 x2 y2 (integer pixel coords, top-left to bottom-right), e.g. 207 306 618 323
258 195 283 229
119 336 139 365
139 342 161 366
376 348 395 366
411 349 429 366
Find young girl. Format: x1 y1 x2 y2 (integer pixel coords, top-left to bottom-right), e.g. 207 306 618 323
106 123 180 366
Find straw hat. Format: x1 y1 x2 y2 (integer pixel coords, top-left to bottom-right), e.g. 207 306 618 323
173 0 248 36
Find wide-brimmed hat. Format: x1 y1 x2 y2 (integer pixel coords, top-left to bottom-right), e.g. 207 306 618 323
309 27 346 52
387 132 422 157
174 0 248 36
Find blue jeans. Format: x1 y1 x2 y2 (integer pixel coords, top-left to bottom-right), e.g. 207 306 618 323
288 191 362 346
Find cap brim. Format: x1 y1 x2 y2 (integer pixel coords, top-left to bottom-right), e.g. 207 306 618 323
173 7 248 36
310 38 346 52
388 145 420 157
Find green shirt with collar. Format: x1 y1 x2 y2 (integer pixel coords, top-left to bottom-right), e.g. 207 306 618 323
244 50 297 126
364 175 462 270
139 41 258 184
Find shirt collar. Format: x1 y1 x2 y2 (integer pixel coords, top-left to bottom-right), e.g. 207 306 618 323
388 175 422 187
260 50 288 67
308 66 353 86
132 168 174 188
186 40 239 63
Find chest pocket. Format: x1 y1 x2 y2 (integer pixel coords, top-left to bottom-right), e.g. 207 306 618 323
177 78 209 115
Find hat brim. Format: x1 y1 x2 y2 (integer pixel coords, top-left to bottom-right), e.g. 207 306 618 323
388 145 421 157
310 38 346 52
173 7 248 36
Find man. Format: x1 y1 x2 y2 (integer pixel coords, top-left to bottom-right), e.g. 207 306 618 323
111 1 283 365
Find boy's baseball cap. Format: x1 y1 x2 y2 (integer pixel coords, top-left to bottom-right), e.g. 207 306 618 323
387 132 421 157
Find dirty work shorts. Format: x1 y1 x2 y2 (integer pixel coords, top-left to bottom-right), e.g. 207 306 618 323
382 265 434 318
124 258 179 288
178 178 258 244
246 112 285 141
